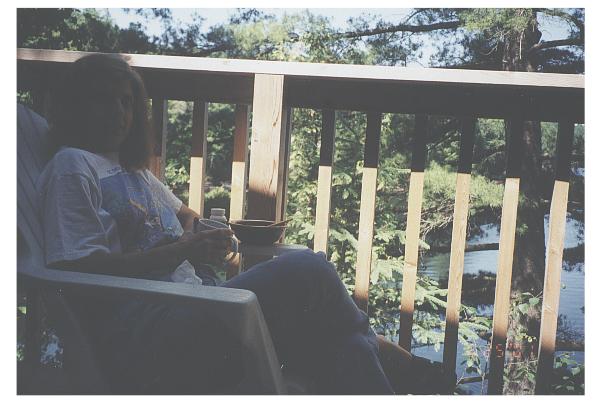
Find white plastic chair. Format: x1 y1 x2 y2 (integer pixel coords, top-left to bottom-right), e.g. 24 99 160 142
17 104 286 394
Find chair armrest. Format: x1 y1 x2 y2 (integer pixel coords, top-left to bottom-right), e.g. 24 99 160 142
18 261 286 394
20 263 254 308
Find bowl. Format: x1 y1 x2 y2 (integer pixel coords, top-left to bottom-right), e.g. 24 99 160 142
229 219 286 245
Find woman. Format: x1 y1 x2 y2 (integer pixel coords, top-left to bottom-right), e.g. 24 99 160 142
37 53 411 394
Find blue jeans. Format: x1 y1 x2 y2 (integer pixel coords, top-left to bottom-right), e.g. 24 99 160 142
223 249 393 394
93 249 393 394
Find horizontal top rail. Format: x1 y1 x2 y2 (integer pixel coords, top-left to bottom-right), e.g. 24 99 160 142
18 48 584 122
18 48 584 89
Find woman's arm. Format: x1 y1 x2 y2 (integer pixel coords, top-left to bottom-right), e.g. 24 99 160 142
51 228 233 278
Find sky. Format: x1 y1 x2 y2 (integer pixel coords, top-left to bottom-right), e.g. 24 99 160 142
105 8 573 67
106 8 435 65
106 8 571 39
107 8 412 34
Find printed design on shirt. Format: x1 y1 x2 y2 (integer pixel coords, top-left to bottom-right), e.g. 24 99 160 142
128 199 147 214
100 170 183 252
106 166 121 175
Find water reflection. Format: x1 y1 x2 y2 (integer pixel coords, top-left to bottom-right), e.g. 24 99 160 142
409 218 584 394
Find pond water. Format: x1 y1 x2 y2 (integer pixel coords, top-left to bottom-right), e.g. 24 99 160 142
404 216 584 394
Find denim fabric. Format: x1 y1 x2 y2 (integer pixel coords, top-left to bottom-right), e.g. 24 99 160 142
93 249 392 394
222 249 392 394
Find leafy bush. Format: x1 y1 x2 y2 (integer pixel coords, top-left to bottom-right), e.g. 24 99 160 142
551 353 584 395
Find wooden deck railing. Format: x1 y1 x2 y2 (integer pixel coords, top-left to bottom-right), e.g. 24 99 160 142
17 48 584 394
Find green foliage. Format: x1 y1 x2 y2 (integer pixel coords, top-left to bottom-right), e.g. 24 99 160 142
501 292 583 395
17 91 35 113
203 186 231 220
164 163 190 204
508 292 541 349
283 107 504 390
472 119 506 179
502 292 541 393
17 306 26 362
17 8 155 53
421 162 503 243
503 358 538 394
551 353 584 395
461 9 533 37
162 100 236 214
16 295 63 369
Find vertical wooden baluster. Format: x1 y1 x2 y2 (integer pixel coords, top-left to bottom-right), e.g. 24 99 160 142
487 118 525 395
442 117 477 386
535 121 575 394
247 74 287 221
188 101 209 216
230 104 250 222
398 114 428 351
151 98 168 180
353 112 382 313
278 107 293 226
314 109 336 255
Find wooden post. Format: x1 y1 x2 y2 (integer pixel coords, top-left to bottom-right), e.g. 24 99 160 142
229 104 250 222
442 117 477 383
314 109 336 255
398 114 428 351
247 74 287 221
244 74 288 270
151 98 168 180
487 118 525 395
188 101 209 216
353 112 382 313
535 121 575 394
278 107 293 226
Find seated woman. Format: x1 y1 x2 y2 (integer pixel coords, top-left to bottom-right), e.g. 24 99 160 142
37 53 412 394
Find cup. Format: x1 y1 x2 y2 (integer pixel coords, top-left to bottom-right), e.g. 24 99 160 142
193 217 239 265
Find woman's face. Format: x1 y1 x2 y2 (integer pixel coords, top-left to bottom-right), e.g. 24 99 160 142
82 77 134 153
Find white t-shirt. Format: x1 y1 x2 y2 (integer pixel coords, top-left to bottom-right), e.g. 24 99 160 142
37 147 190 280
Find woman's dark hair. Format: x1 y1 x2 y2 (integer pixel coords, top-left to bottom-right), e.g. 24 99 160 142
48 53 153 171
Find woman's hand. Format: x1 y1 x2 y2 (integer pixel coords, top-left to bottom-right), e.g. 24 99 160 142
179 228 234 266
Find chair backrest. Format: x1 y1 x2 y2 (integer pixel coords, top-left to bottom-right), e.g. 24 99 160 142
17 104 109 393
17 104 53 269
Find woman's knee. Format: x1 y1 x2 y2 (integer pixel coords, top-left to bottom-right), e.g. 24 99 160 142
277 249 340 285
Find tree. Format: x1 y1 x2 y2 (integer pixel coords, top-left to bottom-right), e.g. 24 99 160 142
329 8 584 394
17 8 157 53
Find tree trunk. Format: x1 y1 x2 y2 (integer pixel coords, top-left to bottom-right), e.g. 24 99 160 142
501 9 547 395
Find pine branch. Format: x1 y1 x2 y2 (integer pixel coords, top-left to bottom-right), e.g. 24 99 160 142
442 61 501 70
335 20 462 39
197 43 235 56
527 37 584 54
428 242 499 253
530 8 584 55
